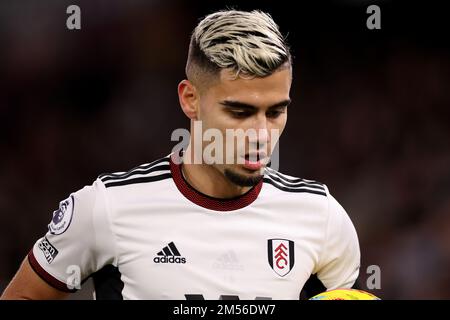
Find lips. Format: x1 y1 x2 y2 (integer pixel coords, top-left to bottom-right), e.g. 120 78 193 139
242 152 268 171
243 159 263 170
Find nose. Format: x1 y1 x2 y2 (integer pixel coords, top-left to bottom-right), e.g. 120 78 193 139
250 114 269 150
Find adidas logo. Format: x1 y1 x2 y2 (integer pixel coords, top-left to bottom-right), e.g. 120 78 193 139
153 242 186 264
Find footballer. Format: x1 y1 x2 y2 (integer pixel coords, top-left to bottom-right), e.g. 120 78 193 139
1 9 360 300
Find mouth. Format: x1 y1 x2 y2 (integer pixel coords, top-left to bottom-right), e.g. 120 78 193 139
241 152 268 171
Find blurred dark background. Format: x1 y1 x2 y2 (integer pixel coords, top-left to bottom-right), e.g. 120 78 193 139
1 0 449 299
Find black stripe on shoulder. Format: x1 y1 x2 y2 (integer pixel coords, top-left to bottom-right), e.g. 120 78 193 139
265 168 324 187
263 178 327 196
99 157 170 182
104 173 172 188
101 164 170 183
265 172 325 192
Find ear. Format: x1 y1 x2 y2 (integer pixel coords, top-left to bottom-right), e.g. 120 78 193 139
178 80 199 120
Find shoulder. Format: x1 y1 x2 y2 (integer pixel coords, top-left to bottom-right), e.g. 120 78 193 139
97 155 172 189
263 166 328 197
262 166 356 233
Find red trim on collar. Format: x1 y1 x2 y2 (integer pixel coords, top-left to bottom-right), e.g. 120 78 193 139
169 154 262 212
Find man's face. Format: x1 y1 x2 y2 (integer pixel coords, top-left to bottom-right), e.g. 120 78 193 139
195 66 291 187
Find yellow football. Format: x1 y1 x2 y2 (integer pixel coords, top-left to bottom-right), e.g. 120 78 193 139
309 289 380 300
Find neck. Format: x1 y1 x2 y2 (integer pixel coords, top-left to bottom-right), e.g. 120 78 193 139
181 144 252 199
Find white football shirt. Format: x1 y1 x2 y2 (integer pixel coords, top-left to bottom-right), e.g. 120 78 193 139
29 153 360 300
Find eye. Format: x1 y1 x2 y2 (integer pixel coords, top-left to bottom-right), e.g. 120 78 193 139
229 110 252 118
266 109 286 119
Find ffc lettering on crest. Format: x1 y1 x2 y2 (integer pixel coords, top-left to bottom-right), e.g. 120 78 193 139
267 239 295 277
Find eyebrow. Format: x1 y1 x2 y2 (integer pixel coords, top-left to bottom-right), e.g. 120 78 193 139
219 99 291 110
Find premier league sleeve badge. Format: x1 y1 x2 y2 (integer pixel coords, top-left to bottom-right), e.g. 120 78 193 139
48 195 74 235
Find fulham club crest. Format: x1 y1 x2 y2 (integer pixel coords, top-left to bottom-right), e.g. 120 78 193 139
267 239 295 277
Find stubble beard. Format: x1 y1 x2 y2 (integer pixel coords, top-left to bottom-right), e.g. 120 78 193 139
223 167 263 187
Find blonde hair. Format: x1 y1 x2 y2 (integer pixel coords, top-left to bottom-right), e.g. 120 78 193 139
186 9 291 81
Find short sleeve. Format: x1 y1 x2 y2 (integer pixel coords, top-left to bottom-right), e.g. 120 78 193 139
315 191 361 290
28 179 116 292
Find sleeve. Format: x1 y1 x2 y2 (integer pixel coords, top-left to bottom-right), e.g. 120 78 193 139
315 189 361 290
28 179 116 292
